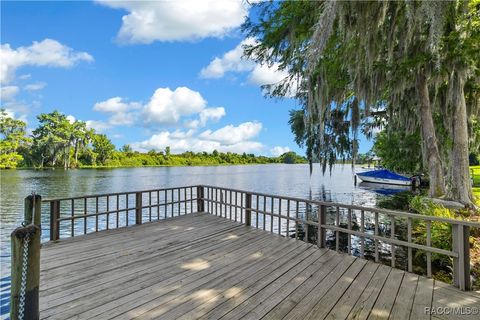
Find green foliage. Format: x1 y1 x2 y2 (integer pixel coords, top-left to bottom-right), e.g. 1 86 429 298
92 134 115 165
409 196 458 278
120 144 133 154
244 0 480 203
470 153 479 166
377 191 416 211
373 130 423 174
279 151 307 164
0 109 29 168
1 109 306 169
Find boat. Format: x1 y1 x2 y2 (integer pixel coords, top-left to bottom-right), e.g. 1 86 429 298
356 169 412 186
358 181 411 195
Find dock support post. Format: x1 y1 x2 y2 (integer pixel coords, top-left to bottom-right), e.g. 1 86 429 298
452 225 470 290
50 200 60 241
318 204 326 248
245 193 252 227
135 192 142 225
196 186 205 212
11 195 41 320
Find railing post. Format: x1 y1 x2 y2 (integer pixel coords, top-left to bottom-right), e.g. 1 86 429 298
135 192 142 225
318 204 326 248
196 186 205 212
245 193 252 226
11 195 41 320
50 200 60 241
452 224 470 290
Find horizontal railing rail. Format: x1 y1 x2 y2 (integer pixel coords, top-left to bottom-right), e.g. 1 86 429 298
198 184 479 291
41 184 479 290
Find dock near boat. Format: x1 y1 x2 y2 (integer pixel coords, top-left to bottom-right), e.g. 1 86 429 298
11 185 480 319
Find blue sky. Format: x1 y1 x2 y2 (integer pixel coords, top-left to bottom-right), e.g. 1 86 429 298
1 0 373 156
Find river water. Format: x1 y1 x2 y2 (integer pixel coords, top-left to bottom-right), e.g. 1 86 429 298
0 164 401 317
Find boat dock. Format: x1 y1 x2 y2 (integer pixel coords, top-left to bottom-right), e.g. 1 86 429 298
10 185 480 319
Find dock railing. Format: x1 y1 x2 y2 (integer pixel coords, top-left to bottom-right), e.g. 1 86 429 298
39 184 479 291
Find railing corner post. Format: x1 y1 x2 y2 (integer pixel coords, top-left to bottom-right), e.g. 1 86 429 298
196 186 205 212
50 200 60 241
135 192 143 225
318 204 327 248
245 193 252 227
452 224 470 291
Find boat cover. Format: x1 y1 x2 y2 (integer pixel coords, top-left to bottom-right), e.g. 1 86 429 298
357 169 410 181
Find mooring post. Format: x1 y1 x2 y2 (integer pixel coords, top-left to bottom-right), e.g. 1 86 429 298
452 224 471 290
11 195 42 320
135 192 143 225
196 186 205 212
318 204 327 248
245 193 252 227
49 200 60 241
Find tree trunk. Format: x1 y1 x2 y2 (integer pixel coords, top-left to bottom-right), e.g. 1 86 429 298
416 73 446 197
74 141 79 167
450 69 473 205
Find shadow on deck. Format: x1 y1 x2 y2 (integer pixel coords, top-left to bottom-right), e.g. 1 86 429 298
40 213 479 320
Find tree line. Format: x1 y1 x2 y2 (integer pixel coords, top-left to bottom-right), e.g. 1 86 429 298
244 0 479 205
0 109 307 169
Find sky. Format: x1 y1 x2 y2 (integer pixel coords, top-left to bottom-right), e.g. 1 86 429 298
0 0 373 156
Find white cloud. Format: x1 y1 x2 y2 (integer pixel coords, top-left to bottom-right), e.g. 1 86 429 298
93 96 141 126
0 39 93 84
24 82 47 92
92 87 225 130
248 63 289 86
132 122 264 154
198 121 262 145
0 86 19 101
270 146 290 157
185 107 226 129
200 38 256 79
19 74 31 80
97 0 248 44
200 38 290 88
86 120 110 132
93 96 140 113
143 87 207 125
66 115 76 124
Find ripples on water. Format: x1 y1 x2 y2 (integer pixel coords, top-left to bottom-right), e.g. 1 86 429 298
0 164 387 317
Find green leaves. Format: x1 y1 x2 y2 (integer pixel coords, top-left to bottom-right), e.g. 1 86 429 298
0 109 28 168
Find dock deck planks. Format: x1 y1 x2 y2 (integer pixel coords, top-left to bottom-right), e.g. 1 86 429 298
40 213 480 320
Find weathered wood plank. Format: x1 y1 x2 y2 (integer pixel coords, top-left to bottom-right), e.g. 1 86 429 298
410 277 434 320
367 268 404 320
145 246 321 320
41 231 283 318
432 280 480 320
389 272 419 320
262 253 355 320
38 213 475 320
292 258 367 320
40 227 266 311
325 262 379 320
346 264 391 320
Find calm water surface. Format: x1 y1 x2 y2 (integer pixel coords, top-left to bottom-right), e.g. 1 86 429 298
0 164 391 317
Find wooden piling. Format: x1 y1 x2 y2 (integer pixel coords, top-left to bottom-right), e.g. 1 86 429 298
11 195 41 320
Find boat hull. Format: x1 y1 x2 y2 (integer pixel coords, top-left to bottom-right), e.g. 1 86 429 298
357 174 412 186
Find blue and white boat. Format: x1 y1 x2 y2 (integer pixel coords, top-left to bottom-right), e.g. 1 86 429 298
356 169 412 186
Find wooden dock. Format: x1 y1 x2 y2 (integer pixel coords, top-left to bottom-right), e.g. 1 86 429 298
39 212 479 320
